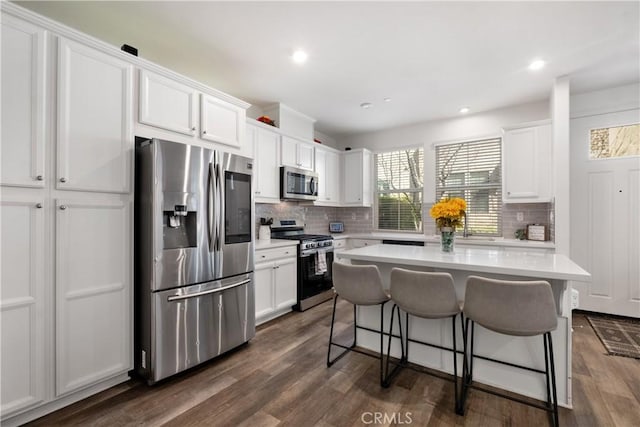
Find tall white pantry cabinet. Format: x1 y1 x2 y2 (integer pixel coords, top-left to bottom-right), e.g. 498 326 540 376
1 8 133 424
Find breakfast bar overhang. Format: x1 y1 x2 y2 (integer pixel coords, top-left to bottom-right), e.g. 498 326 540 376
335 244 591 408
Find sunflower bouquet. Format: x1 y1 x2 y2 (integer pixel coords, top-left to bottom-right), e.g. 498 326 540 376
429 197 467 230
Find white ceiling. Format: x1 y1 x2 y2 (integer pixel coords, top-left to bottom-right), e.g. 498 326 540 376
17 1 640 137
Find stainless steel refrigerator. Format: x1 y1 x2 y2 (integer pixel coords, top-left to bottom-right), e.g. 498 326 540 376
135 139 255 384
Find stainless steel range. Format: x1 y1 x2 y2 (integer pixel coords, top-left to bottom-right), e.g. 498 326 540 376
271 220 334 311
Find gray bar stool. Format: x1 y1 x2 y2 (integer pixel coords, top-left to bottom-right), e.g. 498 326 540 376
459 275 559 427
384 268 462 412
327 261 394 386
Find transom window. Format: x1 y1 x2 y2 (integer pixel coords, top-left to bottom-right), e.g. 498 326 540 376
435 138 502 236
375 148 424 232
589 124 639 159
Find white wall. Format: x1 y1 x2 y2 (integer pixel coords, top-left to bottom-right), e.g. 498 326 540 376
571 82 640 118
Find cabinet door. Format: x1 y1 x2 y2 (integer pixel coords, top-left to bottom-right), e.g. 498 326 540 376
315 148 328 201
1 196 46 415
58 38 133 193
343 151 363 204
255 128 280 201
280 136 298 167
326 151 340 202
200 94 245 148
56 199 131 395
274 258 297 309
254 262 274 320
139 69 197 136
503 127 538 199
297 142 315 171
1 15 46 188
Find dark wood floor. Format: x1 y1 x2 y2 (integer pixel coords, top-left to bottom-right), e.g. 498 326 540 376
27 301 640 426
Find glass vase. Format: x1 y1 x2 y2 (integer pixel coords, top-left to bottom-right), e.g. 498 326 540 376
440 227 455 253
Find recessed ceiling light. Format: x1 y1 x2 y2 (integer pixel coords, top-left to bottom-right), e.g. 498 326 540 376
360 102 372 109
384 98 392 102
292 49 308 64
459 107 470 114
528 59 546 71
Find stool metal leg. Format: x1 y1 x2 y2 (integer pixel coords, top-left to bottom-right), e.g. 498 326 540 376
546 332 559 427
379 302 385 387
452 314 459 413
383 304 405 388
327 295 355 367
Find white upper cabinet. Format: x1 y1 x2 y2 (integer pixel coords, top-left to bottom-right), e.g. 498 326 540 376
57 38 133 193
139 70 197 136
1 195 46 415
200 93 245 148
281 135 314 170
314 147 340 206
342 149 372 207
55 198 131 395
503 122 552 203
1 15 46 188
251 124 281 202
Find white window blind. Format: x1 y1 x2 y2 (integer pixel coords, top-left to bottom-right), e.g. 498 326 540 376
375 148 424 231
435 138 502 236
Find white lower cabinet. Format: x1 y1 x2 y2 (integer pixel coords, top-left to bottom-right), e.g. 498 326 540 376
55 198 131 395
254 246 297 325
0 195 46 415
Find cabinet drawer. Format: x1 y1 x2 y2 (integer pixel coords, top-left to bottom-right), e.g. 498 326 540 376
255 246 296 263
333 239 347 249
349 239 382 249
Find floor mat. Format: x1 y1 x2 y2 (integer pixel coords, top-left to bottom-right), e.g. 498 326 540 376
586 315 640 359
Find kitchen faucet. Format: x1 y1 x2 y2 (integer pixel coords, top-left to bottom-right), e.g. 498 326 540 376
463 214 470 238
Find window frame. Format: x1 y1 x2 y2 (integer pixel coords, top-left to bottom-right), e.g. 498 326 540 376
373 146 425 233
434 137 503 237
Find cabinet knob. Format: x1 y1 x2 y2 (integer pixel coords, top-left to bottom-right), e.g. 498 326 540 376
60 177 67 183
36 203 43 209
36 175 44 181
59 205 67 210
507 191 511 195
192 126 196 131
203 130 207 135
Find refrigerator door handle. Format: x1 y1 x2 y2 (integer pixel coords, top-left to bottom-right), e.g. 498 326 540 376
214 162 222 252
167 279 251 302
207 162 215 251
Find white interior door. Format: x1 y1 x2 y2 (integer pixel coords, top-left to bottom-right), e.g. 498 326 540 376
570 110 640 317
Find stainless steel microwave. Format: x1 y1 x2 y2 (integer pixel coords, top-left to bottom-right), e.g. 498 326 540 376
280 166 318 201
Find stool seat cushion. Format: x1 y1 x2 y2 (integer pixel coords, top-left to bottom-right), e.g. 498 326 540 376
390 268 460 319
332 261 389 306
463 276 558 336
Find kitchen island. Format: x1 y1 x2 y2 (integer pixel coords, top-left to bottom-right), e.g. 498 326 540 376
335 244 591 408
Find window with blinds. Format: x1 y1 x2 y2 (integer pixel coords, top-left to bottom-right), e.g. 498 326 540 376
435 138 502 236
375 148 424 231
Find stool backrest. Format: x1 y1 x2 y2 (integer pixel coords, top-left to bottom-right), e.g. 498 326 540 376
464 276 558 336
332 261 389 306
390 268 460 318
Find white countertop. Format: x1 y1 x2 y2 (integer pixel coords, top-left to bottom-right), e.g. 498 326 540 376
332 232 555 249
255 239 298 250
337 244 590 282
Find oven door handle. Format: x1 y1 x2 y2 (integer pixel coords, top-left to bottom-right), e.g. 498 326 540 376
167 279 251 302
300 247 335 257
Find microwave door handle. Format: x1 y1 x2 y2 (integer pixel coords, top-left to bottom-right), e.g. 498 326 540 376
207 162 215 251
309 177 316 195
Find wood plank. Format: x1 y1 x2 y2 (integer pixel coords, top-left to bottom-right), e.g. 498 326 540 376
23 307 640 426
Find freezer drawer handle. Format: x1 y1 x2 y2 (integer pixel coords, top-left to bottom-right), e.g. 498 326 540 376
167 279 251 302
